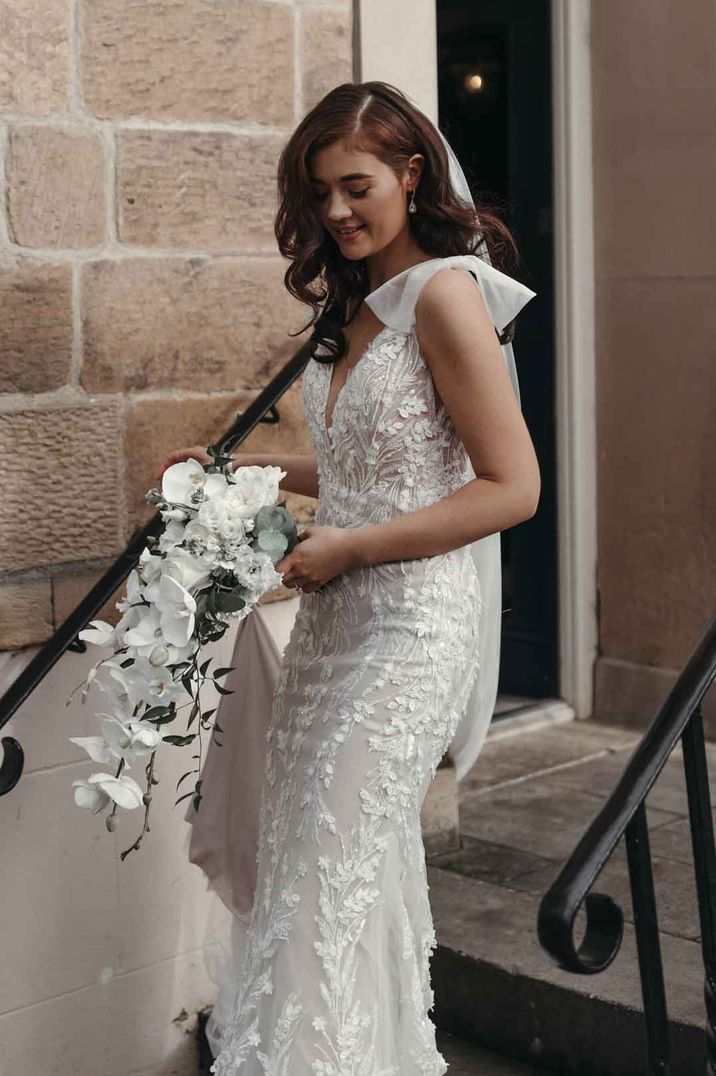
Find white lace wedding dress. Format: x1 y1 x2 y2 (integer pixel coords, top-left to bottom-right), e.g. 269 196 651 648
203 255 536 1076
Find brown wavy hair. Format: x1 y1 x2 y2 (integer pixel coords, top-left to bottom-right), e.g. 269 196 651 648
275 80 520 363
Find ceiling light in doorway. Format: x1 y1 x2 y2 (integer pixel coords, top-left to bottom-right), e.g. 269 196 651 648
463 73 484 93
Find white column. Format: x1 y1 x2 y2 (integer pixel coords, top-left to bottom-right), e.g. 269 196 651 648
354 0 438 119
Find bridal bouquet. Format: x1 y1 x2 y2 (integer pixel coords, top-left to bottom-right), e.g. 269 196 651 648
67 446 298 859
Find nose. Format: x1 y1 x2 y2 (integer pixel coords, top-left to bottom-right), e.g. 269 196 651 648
324 190 354 223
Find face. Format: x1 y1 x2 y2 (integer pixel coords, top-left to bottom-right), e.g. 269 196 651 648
308 140 423 260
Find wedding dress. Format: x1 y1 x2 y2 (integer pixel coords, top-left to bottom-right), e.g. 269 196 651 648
188 253 536 1075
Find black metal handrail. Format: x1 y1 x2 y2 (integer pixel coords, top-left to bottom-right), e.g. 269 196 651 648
0 341 313 797
538 608 716 1074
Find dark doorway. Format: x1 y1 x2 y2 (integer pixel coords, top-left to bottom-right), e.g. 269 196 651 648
437 0 558 703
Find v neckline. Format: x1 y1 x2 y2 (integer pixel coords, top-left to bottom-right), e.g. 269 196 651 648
323 323 390 437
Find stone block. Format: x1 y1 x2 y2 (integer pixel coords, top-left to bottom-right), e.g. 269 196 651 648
300 7 353 114
0 403 123 573
6 126 107 249
124 381 315 533
81 256 307 393
0 0 69 115
421 760 460 857
51 561 126 629
80 0 294 125
0 575 53 650
116 129 283 251
0 258 73 393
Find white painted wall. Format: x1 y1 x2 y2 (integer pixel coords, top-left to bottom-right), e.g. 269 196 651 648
0 597 299 1076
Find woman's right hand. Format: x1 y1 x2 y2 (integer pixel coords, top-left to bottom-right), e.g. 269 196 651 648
156 444 212 482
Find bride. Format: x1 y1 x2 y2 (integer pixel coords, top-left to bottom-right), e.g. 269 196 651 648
160 80 539 1076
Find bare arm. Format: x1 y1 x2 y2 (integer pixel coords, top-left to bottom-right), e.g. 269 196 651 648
157 445 320 499
349 268 541 569
234 451 320 500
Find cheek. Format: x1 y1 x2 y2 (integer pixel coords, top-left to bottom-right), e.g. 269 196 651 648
366 191 406 233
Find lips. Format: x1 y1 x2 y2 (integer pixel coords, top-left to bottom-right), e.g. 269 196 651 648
335 225 365 240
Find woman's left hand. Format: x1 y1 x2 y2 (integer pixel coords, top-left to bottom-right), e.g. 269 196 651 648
275 525 361 593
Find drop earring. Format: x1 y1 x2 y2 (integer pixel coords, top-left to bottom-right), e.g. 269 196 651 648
408 188 417 214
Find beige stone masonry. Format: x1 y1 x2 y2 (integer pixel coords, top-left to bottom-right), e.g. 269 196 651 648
6 125 108 249
81 256 307 393
0 257 73 393
300 6 353 113
0 401 124 572
124 381 315 533
0 0 69 116
51 560 126 628
0 0 354 655
0 575 53 649
80 0 295 125
116 129 284 251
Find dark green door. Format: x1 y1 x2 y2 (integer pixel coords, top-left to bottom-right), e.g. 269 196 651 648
437 0 558 698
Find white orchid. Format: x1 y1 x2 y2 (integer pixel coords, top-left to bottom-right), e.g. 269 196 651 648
138 546 163 584
182 518 212 550
69 733 121 767
100 714 162 762
72 773 145 812
161 458 228 507
70 712 162 768
161 507 190 522
161 548 212 591
121 605 167 653
158 518 187 554
150 574 197 647
107 657 184 709
78 620 116 647
115 569 143 614
113 603 144 649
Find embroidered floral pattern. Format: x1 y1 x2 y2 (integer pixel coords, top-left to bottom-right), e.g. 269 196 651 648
210 319 482 1075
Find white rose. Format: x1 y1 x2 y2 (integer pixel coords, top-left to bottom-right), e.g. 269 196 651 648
225 465 286 520
197 496 227 532
219 514 248 543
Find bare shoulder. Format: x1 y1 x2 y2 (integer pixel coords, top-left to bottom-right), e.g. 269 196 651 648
415 266 491 334
415 266 494 363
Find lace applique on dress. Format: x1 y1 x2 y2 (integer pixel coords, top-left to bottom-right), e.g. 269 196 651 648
209 264 492 1076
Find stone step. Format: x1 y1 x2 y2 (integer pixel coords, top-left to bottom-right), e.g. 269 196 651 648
196 1010 556 1075
429 863 707 1076
437 1028 560 1074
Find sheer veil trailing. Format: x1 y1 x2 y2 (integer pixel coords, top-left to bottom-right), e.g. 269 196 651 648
407 94 535 780
183 95 536 1057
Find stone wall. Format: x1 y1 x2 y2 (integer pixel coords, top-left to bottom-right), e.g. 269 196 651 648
0 0 353 651
591 0 716 726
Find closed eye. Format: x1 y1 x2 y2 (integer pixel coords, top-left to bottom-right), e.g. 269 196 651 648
312 188 370 201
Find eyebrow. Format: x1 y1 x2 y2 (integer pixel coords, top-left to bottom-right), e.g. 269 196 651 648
309 172 374 185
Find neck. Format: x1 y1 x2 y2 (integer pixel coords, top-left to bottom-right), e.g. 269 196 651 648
364 234 432 293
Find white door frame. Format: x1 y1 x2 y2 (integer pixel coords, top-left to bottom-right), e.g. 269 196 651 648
550 0 597 718
354 0 598 719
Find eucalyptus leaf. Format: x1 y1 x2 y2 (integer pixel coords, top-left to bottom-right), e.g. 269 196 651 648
216 588 246 613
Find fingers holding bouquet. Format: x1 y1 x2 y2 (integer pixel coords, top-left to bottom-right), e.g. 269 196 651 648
275 525 362 594
156 444 212 482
